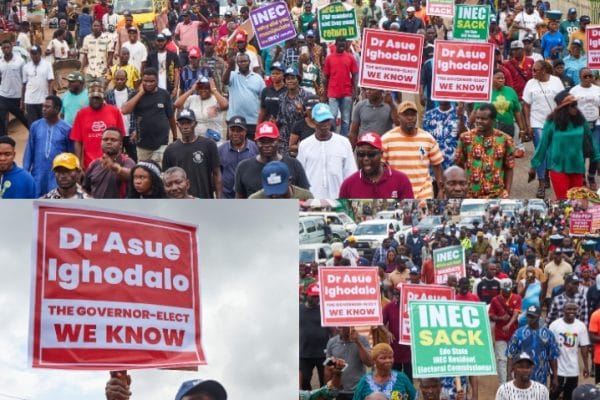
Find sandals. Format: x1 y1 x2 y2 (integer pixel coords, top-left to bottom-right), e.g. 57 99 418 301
536 184 546 199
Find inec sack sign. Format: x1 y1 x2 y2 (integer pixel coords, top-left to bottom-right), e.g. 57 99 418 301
250 1 297 49
453 5 490 41
30 203 205 369
433 245 466 284
318 2 359 42
409 300 496 378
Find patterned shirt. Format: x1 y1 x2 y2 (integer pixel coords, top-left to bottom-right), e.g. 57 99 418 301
422 106 467 170
506 325 560 384
455 129 515 198
547 290 588 327
41 184 92 199
495 381 550 400
277 88 310 155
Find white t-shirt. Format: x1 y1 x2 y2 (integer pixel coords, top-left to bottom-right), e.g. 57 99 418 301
522 75 565 128
46 38 69 60
102 12 119 30
515 11 543 40
113 88 131 136
22 59 54 104
342 246 359 266
157 51 167 90
16 32 31 51
570 84 600 123
0 54 25 98
496 381 549 400
122 41 148 73
549 317 590 377
183 94 225 137
297 133 358 199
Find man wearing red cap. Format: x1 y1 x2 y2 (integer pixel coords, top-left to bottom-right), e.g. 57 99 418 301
234 121 309 198
233 30 261 73
199 36 225 92
339 132 414 199
180 46 204 93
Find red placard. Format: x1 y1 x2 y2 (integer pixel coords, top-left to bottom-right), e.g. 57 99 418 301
431 40 494 102
318 267 382 327
30 203 205 369
587 26 600 69
359 29 424 93
570 211 593 236
426 0 454 19
398 283 455 345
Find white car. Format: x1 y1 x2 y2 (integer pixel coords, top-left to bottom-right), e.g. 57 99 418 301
299 211 356 235
299 243 333 265
352 219 403 261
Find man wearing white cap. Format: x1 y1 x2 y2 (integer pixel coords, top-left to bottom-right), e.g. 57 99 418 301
297 103 357 198
496 352 549 399
399 6 425 33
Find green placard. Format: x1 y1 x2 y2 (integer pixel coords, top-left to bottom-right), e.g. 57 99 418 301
409 300 496 378
453 5 490 41
317 2 359 42
432 245 465 284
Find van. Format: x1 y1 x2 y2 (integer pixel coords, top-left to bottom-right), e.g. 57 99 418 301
299 216 327 245
459 199 489 220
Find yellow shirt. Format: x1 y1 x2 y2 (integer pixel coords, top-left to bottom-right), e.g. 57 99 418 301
106 64 140 89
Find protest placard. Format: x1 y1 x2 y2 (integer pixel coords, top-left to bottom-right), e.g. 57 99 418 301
586 26 600 69
432 40 494 102
427 0 454 19
453 5 490 41
409 300 496 378
433 245 465 284
318 267 382 326
318 2 359 42
589 205 600 232
398 284 455 345
30 203 205 369
570 211 593 236
250 1 297 49
359 29 423 92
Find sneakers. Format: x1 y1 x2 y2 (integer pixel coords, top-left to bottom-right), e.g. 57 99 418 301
514 148 525 158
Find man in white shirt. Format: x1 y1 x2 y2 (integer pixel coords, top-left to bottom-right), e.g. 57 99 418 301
122 27 148 73
0 40 28 136
22 45 54 126
342 236 360 266
297 103 357 198
514 2 543 41
101 4 119 31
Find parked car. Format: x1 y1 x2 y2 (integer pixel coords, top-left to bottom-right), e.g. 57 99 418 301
459 199 489 219
416 215 444 236
352 219 403 261
375 210 402 220
299 243 333 265
300 211 356 235
299 216 328 245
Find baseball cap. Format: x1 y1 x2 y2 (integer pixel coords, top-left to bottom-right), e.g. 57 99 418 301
347 236 357 243
52 153 80 170
188 46 201 58
261 161 289 196
500 279 512 291
174 379 227 400
271 61 285 72
224 11 233 17
523 33 535 42
572 39 583 47
572 384 600 400
156 33 166 41
409 266 419 274
66 71 84 82
312 103 334 122
565 274 580 284
228 115 247 130
30 45 41 53
297 33 305 40
255 121 280 139
204 36 215 44
123 10 133 16
581 15 591 23
177 108 196 122
513 352 535 365
568 7 576 14
306 29 315 37
284 67 300 77
397 100 418 113
127 26 138 33
306 282 320 297
511 40 524 49
235 32 247 42
526 304 541 317
304 96 320 109
88 84 104 98
406 6 415 12
356 132 382 151
161 28 172 37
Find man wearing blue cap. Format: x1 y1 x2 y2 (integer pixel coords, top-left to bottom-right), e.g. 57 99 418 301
258 61 286 123
560 8 579 47
249 160 313 198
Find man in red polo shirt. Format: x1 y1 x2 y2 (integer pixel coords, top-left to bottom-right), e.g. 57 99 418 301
338 132 414 199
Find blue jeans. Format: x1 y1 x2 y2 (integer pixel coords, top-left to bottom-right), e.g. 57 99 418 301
328 96 352 137
589 125 600 176
533 127 547 180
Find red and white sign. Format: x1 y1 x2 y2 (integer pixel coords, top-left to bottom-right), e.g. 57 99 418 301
586 26 600 69
398 284 455 345
359 29 423 93
432 40 494 102
589 205 600 232
30 203 205 370
427 0 454 19
318 267 382 327
570 211 593 236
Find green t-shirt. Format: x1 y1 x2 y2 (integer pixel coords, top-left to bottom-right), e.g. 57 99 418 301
474 85 521 127
300 13 315 33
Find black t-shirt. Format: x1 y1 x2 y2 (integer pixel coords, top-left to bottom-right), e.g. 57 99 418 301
162 137 220 198
291 118 315 142
476 277 501 304
260 85 286 121
234 154 310 198
299 303 330 358
134 88 174 151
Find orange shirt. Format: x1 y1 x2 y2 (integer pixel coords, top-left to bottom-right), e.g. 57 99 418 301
589 308 600 363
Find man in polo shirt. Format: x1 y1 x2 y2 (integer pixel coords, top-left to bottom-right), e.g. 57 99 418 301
0 40 28 136
339 132 414 199
297 103 357 199
249 160 313 199
60 72 88 126
175 10 202 67
381 101 443 199
218 115 258 198
348 88 397 148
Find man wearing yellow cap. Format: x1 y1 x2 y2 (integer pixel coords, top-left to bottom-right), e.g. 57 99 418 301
41 153 91 198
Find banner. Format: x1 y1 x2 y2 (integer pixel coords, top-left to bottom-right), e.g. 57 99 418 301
30 203 205 369
398 284 455 345
409 300 496 378
359 29 423 92
570 211 593 236
432 40 494 102
589 205 600 232
317 2 359 42
250 1 297 49
453 5 490 41
427 0 454 19
433 245 465 284
318 267 382 326
587 26 600 69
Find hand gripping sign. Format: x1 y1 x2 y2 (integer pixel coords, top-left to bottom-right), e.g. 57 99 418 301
250 1 297 49
29 203 206 369
318 267 382 327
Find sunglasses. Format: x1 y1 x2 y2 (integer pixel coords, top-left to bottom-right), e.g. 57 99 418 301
583 74 594 78
569 102 579 108
356 151 380 158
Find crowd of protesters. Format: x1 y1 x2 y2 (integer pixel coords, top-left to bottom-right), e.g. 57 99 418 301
300 199 600 399
2 0 600 199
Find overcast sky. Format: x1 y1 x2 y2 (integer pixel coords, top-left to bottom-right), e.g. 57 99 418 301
0 200 298 400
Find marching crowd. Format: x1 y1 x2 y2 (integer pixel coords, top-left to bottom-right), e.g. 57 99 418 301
1 0 599 199
300 200 600 399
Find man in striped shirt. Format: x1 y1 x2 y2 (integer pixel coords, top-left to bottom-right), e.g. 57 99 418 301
381 100 443 199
